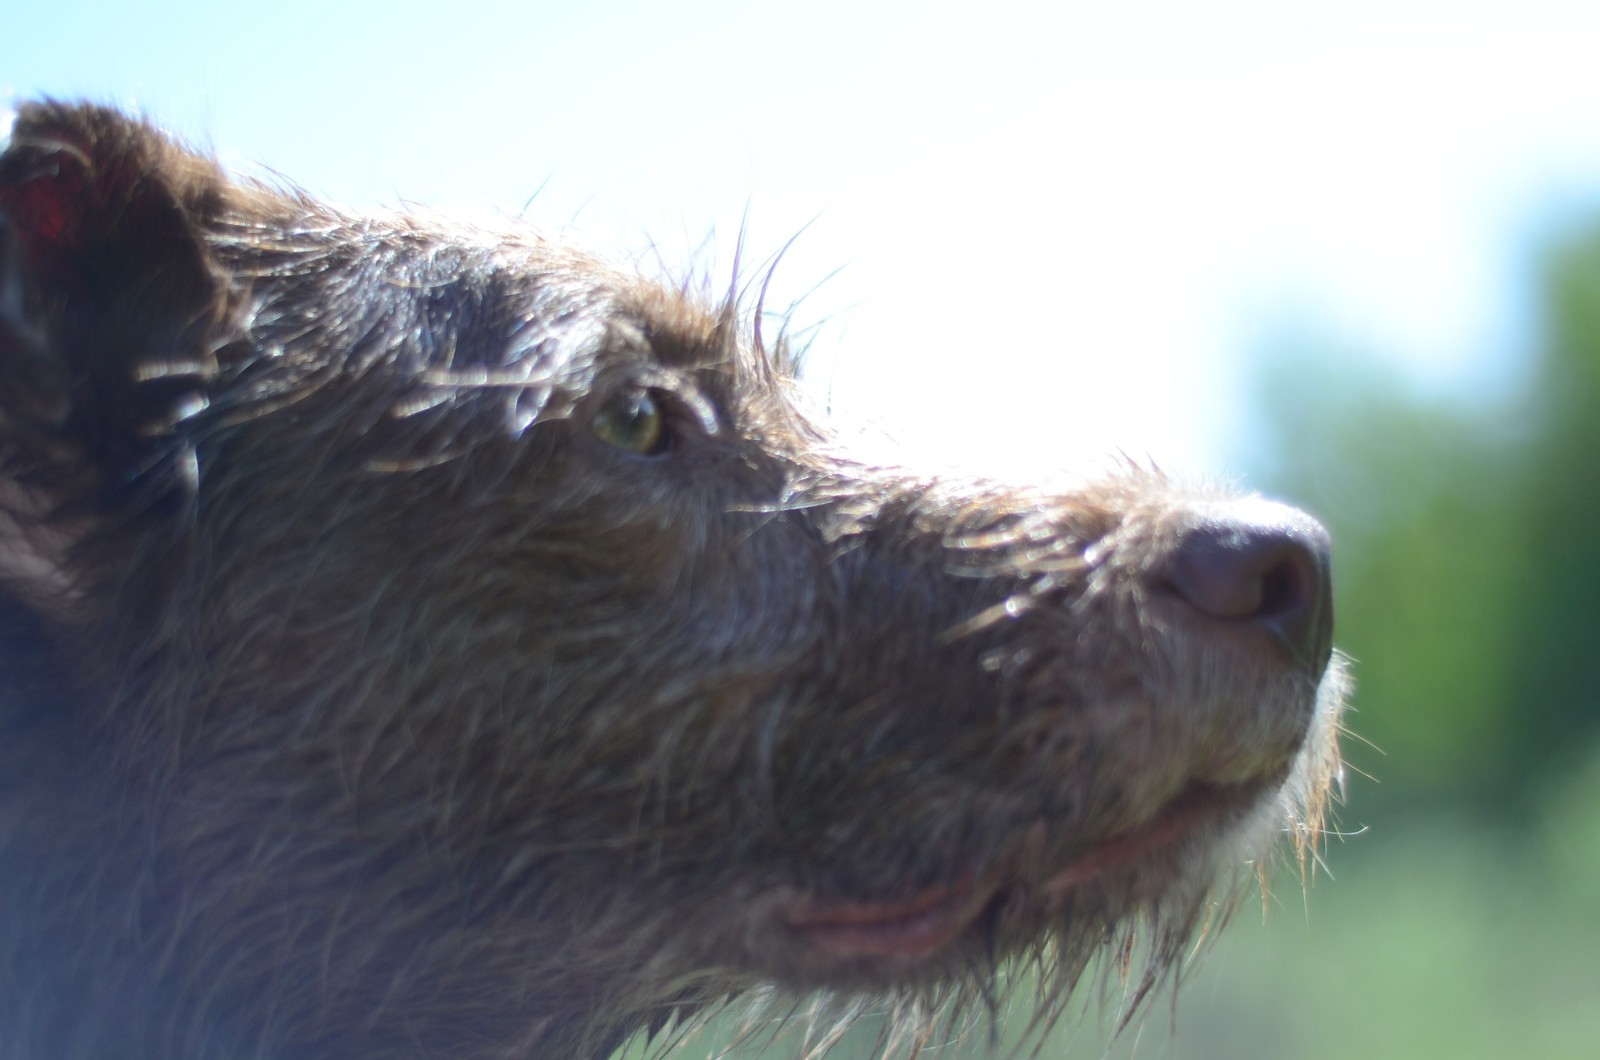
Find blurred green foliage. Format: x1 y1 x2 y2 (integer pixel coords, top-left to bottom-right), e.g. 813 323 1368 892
1258 225 1600 817
1133 218 1600 1059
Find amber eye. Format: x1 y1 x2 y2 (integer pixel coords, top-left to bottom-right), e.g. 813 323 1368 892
590 389 667 455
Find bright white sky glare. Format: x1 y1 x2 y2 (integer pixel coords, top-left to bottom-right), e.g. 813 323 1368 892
9 0 1600 479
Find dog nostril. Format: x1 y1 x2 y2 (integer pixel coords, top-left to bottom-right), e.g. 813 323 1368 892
1158 502 1334 674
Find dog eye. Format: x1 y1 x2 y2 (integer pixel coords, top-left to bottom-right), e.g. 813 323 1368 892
591 389 668 455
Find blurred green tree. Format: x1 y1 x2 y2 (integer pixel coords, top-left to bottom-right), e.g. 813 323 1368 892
1249 224 1600 818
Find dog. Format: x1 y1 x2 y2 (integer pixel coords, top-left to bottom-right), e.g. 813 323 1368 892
0 101 1346 1058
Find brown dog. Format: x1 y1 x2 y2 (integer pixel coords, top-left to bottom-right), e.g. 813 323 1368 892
0 101 1346 1058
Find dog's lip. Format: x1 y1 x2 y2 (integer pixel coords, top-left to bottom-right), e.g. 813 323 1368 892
779 876 989 961
781 781 1263 962
1038 780 1261 894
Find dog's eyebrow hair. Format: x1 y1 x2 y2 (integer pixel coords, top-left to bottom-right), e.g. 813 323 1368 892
620 286 732 370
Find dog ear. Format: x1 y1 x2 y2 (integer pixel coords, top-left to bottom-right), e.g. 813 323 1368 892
0 101 234 510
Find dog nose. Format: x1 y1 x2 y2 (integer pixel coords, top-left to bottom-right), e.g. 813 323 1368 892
1157 501 1334 674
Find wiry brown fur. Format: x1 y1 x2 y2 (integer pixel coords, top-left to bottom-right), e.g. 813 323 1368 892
0 102 1347 1059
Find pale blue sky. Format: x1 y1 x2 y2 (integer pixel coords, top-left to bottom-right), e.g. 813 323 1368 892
9 1 1600 476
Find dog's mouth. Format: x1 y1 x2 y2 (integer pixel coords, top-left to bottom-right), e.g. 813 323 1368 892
779 780 1269 966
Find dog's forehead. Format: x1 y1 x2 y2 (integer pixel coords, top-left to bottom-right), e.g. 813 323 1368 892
221 204 730 387
415 221 731 373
